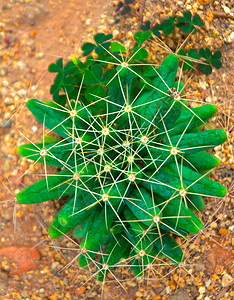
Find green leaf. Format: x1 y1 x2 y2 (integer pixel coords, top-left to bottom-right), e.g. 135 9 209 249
86 56 94 67
141 20 151 31
84 64 103 84
198 48 222 74
192 14 204 26
199 47 211 59
102 68 118 86
48 58 63 72
85 84 106 102
176 11 203 34
95 42 111 54
111 41 126 53
93 33 113 54
210 50 222 69
183 10 192 22
212 50 221 60
131 45 149 60
152 24 162 37
160 17 176 35
178 48 200 71
134 30 152 45
91 64 103 82
81 42 96 56
154 233 183 264
121 5 131 15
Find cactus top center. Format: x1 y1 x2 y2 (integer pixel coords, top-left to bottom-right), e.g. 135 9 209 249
121 62 128 68
147 263 153 270
102 263 109 270
123 141 130 148
75 137 83 144
179 189 187 197
40 149 47 157
102 127 110 136
73 173 80 181
139 250 145 257
128 174 136 182
170 147 178 155
124 105 132 113
104 164 111 172
140 136 149 144
127 155 134 163
153 215 160 223
70 110 77 117
97 147 104 156
101 193 109 202
81 247 87 253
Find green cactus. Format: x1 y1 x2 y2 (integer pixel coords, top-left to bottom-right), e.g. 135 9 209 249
16 34 227 281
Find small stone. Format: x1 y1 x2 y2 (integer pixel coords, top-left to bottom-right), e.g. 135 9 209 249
32 126 38 132
169 289 190 300
136 291 143 297
222 5 230 14
126 281 136 287
112 29 120 39
0 69 6 76
219 228 228 235
205 96 212 103
222 274 233 287
205 279 211 287
0 270 8 290
51 262 59 269
199 286 205 294
86 19 91 25
49 294 58 300
165 286 171 294
13 81 23 90
4 207 13 221
21 290 29 298
1 120 11 128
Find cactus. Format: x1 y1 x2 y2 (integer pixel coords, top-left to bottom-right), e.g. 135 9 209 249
16 34 227 282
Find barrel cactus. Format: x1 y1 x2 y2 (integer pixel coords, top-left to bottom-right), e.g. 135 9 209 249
16 33 227 282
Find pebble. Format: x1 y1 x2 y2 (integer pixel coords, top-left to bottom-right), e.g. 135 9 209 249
32 125 38 132
227 32 234 44
21 290 30 298
126 280 136 287
112 29 120 39
199 286 205 294
51 262 59 269
13 81 23 90
221 273 233 287
165 286 171 294
205 279 211 287
3 207 13 221
1 120 11 128
0 270 8 290
85 18 91 25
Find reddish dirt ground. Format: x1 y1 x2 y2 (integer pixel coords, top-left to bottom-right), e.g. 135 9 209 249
0 0 233 299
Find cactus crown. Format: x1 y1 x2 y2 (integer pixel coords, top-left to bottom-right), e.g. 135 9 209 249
17 34 227 282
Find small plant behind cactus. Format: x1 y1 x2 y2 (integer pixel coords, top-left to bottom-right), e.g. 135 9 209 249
16 33 227 282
